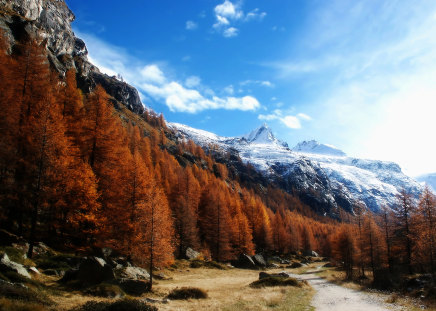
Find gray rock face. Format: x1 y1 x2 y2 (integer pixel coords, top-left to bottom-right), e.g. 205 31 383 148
185 247 200 260
0 253 31 278
0 0 144 114
117 266 150 280
252 254 267 267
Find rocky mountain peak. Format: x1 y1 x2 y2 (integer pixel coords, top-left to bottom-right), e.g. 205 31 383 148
0 0 144 114
242 123 288 148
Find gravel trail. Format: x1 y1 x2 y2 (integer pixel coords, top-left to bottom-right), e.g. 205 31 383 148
290 270 400 311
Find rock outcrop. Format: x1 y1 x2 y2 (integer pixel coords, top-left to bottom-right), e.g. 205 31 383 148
0 0 144 114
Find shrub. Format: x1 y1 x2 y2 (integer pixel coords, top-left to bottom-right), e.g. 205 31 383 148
249 277 304 288
167 287 208 300
72 299 157 311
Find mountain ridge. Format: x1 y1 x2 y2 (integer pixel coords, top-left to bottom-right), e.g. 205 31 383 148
170 122 423 213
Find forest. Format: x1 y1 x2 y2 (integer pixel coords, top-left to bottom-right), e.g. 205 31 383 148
0 33 435 288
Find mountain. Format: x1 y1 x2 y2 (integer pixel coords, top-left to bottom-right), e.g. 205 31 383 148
0 0 143 114
416 173 436 193
170 123 423 214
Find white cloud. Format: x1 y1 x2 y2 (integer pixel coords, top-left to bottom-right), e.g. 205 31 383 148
142 81 260 113
186 20 198 30
140 65 166 84
214 0 243 20
258 109 310 129
281 116 301 129
297 113 312 121
223 27 238 38
75 29 261 114
212 0 266 37
185 76 201 88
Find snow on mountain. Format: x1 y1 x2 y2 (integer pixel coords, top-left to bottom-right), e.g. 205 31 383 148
169 122 423 213
293 140 346 157
416 173 436 193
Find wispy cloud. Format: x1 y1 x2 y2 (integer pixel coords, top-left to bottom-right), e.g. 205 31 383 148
266 0 436 175
186 20 198 30
76 30 261 114
240 80 274 88
212 0 266 38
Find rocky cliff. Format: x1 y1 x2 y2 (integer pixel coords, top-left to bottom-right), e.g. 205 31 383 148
0 0 144 114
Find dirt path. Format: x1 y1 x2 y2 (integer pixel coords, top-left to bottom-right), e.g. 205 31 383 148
289 269 400 311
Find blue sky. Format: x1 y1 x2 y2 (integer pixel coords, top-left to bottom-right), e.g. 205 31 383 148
67 0 436 176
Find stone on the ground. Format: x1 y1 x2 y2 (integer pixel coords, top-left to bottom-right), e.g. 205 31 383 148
118 266 150 280
252 254 267 267
185 247 201 260
0 252 31 278
287 262 303 268
233 253 257 269
118 278 151 296
76 256 115 285
268 263 280 268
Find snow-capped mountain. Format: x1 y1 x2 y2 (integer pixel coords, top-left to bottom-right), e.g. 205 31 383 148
169 123 423 214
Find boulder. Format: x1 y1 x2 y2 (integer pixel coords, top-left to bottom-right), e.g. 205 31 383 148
280 259 290 265
117 279 151 296
252 254 267 267
232 254 257 269
323 262 336 268
76 257 115 285
303 250 319 257
287 262 303 269
185 247 200 260
117 266 150 280
0 253 31 279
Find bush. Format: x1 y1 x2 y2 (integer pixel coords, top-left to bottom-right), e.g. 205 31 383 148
167 287 208 300
249 277 304 288
0 281 52 305
71 299 157 311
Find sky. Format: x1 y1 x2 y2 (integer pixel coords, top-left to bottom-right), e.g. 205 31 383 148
66 0 436 177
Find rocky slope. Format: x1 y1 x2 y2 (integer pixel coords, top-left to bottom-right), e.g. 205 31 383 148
0 0 144 114
170 123 423 214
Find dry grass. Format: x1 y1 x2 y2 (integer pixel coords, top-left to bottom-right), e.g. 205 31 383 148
148 266 314 311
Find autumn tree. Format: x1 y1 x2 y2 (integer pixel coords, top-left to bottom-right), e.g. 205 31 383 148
414 187 436 274
332 226 355 279
392 189 415 274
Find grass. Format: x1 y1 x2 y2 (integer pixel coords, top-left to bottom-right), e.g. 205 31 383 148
249 277 305 288
0 298 48 311
222 287 314 311
167 287 208 300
